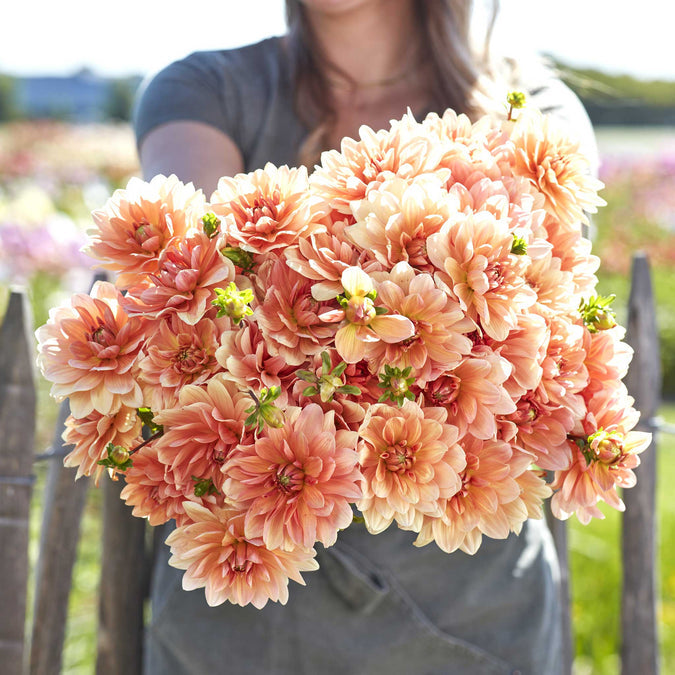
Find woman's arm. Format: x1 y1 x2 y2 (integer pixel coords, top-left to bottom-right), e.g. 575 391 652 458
138 120 245 195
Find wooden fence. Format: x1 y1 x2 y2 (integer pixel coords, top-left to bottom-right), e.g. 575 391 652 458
0 251 663 674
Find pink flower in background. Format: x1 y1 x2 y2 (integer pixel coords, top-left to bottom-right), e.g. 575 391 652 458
166 502 319 608
138 313 228 411
254 258 337 366
86 174 206 289
153 375 253 494
123 230 235 325
211 163 328 255
62 405 142 484
357 401 466 535
36 280 145 418
224 405 361 550
510 111 606 226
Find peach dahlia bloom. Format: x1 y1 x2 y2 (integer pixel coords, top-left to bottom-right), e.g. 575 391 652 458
36 280 145 418
510 110 606 226
367 263 474 385
224 405 362 551
211 163 328 255
62 405 142 484
137 314 228 411
356 401 466 535
319 266 415 364
86 174 206 289
123 230 235 325
427 211 536 341
166 501 319 608
153 375 253 494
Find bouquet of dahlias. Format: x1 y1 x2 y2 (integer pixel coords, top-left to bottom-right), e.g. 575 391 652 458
36 95 651 609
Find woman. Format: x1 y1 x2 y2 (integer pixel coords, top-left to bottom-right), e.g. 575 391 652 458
134 1 595 672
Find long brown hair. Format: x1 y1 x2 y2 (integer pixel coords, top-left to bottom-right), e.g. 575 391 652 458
285 0 502 166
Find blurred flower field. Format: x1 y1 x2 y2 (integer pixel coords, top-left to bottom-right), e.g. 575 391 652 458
1 120 674 674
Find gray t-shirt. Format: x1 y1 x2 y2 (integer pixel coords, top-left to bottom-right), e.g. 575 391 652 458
133 37 592 675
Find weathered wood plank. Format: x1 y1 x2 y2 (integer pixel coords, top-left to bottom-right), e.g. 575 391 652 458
29 400 89 675
95 477 147 675
0 290 36 675
621 252 661 675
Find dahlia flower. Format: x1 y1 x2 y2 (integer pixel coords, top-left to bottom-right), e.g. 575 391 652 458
210 163 328 255
62 405 142 484
510 110 606 226
123 230 235 325
35 280 145 418
86 174 206 289
166 501 319 608
357 401 466 535
224 404 362 550
319 266 415 364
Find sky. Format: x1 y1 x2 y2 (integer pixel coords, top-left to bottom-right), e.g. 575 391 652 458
2 1 674 81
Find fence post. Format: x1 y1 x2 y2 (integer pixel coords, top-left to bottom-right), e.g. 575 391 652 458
621 251 660 674
0 290 36 675
29 400 90 675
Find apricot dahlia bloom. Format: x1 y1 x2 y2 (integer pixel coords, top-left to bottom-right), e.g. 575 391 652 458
357 401 466 535
224 405 362 551
346 174 451 273
166 501 319 608
120 444 215 527
311 114 443 215
583 326 632 397
216 321 297 406
36 280 145 418
414 434 528 554
254 259 336 366
153 375 253 494
123 230 235 325
62 405 142 484
138 314 228 411
510 111 605 226
319 266 415 363
427 211 536 341
86 174 206 289
211 163 328 255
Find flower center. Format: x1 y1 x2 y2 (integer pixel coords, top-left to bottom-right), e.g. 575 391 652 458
90 323 115 345
345 295 376 325
380 441 417 473
427 375 460 405
274 464 305 493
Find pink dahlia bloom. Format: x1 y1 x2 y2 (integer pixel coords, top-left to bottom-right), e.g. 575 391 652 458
319 266 415 364
120 444 216 527
414 434 527 555
123 230 235 325
211 163 328 255
224 405 362 550
216 321 297 406
86 174 206 289
510 111 606 227
36 280 145 418
583 326 632 397
153 375 253 494
166 501 319 608
525 251 578 318
346 174 451 273
310 114 443 215
254 258 336 366
356 401 466 535
284 229 382 302
62 405 142 484
367 263 474 385
551 385 650 525
421 350 516 441
137 314 228 411
427 211 536 341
